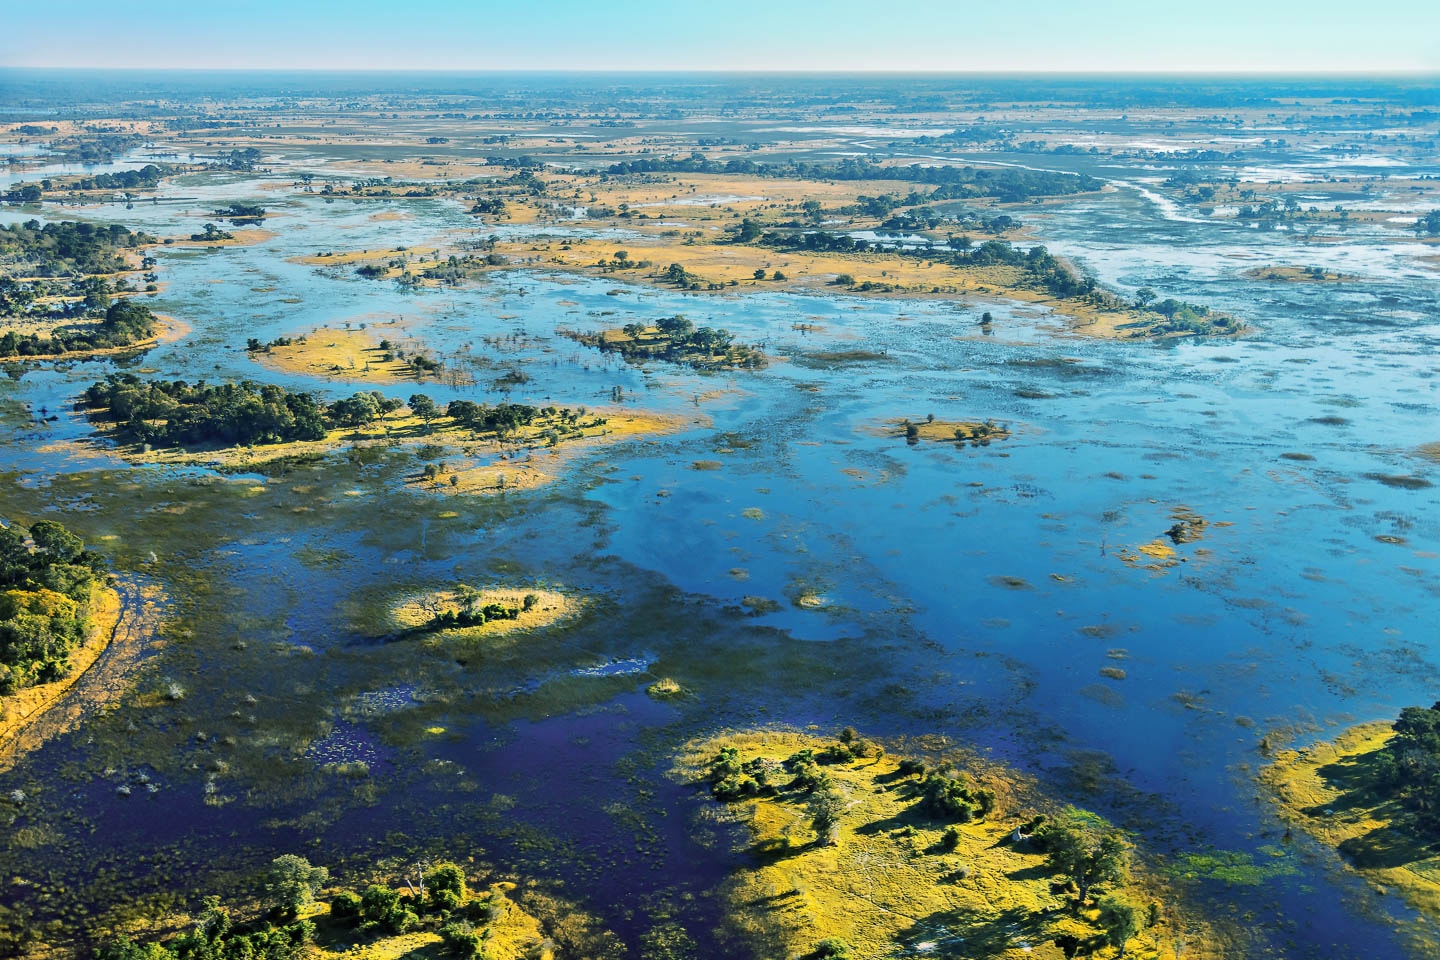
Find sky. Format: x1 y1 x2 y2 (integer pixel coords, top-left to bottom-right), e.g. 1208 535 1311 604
4 0 1439 73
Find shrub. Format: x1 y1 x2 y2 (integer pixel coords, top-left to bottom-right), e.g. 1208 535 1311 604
330 891 362 925
438 921 482 958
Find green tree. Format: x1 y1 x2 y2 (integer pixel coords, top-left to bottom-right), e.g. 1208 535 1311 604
409 393 438 430
1096 895 1141 956
1041 811 1129 904
263 855 328 919
809 786 847 846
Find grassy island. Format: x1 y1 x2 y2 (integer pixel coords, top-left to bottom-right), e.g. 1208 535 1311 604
390 586 582 640
680 729 1209 960
885 416 1010 447
78 374 693 493
564 315 767 370
1261 707 1440 933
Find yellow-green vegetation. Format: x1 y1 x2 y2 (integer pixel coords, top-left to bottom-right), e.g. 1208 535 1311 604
1261 715 1440 934
97 857 550 960
885 416 1010 446
1243 265 1348 283
1117 507 1227 571
565 315 766 370
0 582 119 771
78 375 694 494
250 326 428 384
0 519 108 696
679 729 1205 960
389 586 582 639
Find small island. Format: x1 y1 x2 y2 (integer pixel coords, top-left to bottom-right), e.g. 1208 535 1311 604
565 315 767 370
77 374 692 493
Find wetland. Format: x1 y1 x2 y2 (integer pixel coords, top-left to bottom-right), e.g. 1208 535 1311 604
1 71 1439 959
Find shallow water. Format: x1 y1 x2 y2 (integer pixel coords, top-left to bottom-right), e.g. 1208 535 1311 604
2 104 1439 957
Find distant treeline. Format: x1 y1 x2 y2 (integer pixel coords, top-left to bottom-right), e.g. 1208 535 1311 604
603 155 1101 202
749 227 1098 300
0 300 159 358
0 518 106 695
56 164 176 192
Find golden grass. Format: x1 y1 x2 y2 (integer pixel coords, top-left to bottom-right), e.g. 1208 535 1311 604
164 227 273 248
878 417 1010 445
678 730 1211 960
253 326 416 384
390 587 582 639
291 246 439 266
1261 723 1440 930
406 408 694 497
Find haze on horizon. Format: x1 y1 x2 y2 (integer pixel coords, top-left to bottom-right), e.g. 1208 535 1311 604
5 0 1438 74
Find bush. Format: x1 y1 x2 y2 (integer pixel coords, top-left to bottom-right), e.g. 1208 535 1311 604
810 938 852 960
330 891 362 924
940 826 962 852
438 921 482 958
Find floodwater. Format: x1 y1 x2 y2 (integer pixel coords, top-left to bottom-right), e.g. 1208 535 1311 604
1 115 1438 959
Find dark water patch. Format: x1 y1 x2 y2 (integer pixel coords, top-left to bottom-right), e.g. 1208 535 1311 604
1364 473 1432 490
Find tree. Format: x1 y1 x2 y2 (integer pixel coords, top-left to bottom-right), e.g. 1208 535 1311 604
263 855 328 920
1096 895 1141 956
330 392 382 429
809 786 847 846
1134 287 1157 308
1041 811 1129 904
409 394 437 429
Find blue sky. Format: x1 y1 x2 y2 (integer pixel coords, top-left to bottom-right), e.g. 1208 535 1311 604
5 0 1438 72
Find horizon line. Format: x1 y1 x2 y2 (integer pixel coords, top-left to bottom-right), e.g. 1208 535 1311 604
3 66 1438 77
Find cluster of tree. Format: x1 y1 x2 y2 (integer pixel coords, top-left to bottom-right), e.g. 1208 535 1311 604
602 154 1100 202
1373 702 1440 837
707 729 882 803
424 602 521 631
568 315 766 370
245 336 298 353
743 226 1098 301
0 219 154 277
81 375 335 448
191 224 234 242
1416 210 1440 237
444 399 539 435
0 519 106 695
211 203 266 223
100 856 508 960
917 769 998 822
0 300 159 358
215 149 262 171
52 133 142 164
53 164 175 193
